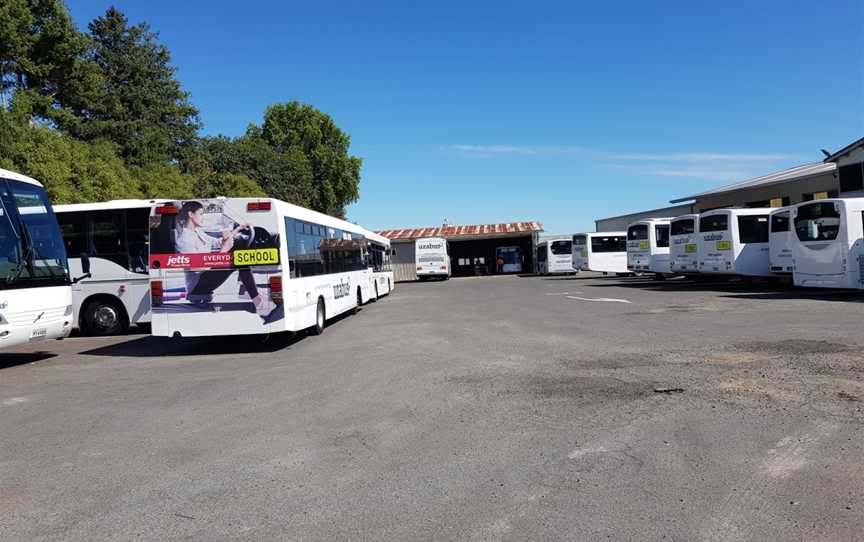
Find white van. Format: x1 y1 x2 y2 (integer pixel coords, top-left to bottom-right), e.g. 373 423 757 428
698 208 771 277
670 214 700 275
416 237 450 280
768 207 794 275
537 238 573 275
791 198 864 289
572 232 627 274
627 219 672 274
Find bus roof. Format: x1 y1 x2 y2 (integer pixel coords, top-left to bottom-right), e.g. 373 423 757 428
0 168 43 187
700 207 772 217
586 231 626 237
54 198 171 213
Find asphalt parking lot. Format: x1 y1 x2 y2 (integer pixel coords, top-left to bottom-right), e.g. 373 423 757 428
2 273 863 541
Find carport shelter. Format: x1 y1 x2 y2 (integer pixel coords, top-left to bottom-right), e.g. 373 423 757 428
378 222 543 281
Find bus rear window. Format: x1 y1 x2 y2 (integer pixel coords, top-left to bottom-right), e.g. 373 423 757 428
794 202 840 242
591 236 626 253
655 225 670 247
700 214 728 232
770 213 790 233
572 235 586 247
670 219 694 236
627 224 648 240
738 215 769 244
551 240 572 255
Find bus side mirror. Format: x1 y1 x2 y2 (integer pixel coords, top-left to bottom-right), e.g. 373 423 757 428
73 253 91 283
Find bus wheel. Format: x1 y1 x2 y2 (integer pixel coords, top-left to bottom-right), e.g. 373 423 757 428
373 283 379 302
83 297 127 336
310 298 325 335
353 288 363 314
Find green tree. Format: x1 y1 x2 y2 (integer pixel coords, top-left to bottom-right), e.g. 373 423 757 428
0 0 95 127
0 111 139 203
68 7 200 166
194 172 266 199
259 102 361 217
130 164 195 199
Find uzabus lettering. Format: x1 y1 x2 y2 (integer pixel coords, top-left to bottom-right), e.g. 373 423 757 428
333 278 351 300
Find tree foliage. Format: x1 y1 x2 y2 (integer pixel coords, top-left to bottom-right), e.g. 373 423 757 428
0 3 362 216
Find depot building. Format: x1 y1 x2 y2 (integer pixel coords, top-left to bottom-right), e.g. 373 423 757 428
377 221 543 282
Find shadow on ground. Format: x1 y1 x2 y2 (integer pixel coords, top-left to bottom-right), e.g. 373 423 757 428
81 310 356 357
585 276 864 302
0 351 57 370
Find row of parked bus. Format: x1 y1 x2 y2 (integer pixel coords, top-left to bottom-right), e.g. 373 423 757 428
0 166 396 348
541 198 864 290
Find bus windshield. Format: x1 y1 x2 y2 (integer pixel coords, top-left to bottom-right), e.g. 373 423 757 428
0 179 68 288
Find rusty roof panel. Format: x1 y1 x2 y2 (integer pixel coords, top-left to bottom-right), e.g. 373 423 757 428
376 221 543 241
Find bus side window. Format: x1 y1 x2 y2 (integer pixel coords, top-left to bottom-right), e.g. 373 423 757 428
58 213 87 256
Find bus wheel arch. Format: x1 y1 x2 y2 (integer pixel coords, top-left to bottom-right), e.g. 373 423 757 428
81 294 129 336
310 297 326 335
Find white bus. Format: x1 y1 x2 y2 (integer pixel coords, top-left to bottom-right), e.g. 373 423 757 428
698 208 771 277
362 229 395 298
55 199 164 335
148 197 377 338
791 198 864 289
768 207 794 275
627 219 672 274
415 237 450 280
0 168 81 349
536 237 573 275
572 232 628 274
670 214 700 275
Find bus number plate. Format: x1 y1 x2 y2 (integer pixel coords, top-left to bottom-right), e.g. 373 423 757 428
716 240 732 251
233 248 279 266
30 328 47 341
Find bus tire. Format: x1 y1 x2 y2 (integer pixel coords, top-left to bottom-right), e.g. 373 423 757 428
82 296 128 336
310 298 325 335
353 287 363 314
373 283 379 302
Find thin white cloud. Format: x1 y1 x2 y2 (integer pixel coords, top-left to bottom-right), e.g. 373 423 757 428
445 144 795 163
443 144 799 182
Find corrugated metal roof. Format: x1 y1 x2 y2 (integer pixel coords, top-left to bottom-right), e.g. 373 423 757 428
377 221 543 241
824 136 864 162
669 162 837 204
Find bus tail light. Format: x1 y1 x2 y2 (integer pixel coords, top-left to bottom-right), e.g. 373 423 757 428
155 205 178 215
247 201 272 212
151 281 163 307
269 276 283 304
416 266 422 271
440 265 447 270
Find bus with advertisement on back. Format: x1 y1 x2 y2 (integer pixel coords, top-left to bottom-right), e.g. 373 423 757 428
627 218 672 275
55 199 166 335
0 168 87 349
148 197 377 338
536 237 573 275
670 214 700 276
697 208 772 277
572 232 628 274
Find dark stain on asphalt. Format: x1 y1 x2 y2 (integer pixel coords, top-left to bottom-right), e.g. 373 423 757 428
734 340 850 355
529 375 654 401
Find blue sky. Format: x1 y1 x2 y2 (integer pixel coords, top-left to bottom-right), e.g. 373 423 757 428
66 0 863 234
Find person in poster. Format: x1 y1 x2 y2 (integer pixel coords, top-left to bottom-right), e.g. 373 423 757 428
175 201 275 318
